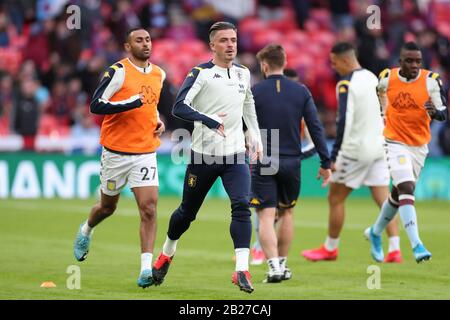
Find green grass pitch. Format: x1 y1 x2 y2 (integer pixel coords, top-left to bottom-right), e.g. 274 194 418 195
1 197 449 300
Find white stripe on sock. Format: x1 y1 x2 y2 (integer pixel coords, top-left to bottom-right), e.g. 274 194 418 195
235 248 250 271
399 194 415 201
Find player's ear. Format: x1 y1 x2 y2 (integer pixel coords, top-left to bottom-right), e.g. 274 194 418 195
124 42 131 52
209 41 215 52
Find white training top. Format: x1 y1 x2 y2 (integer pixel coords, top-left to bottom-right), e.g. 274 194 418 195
331 68 385 163
173 61 262 156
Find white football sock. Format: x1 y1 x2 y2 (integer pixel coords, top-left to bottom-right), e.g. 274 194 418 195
162 236 178 257
399 204 422 248
324 236 339 251
267 257 281 274
235 248 250 271
279 256 287 272
388 236 400 252
81 220 93 237
140 252 153 273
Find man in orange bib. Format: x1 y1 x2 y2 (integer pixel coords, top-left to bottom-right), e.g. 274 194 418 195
73 28 166 288
365 42 447 263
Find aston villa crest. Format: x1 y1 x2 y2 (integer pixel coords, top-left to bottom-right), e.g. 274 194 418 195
235 69 243 81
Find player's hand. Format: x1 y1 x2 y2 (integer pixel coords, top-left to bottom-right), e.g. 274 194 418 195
317 167 332 188
331 162 336 172
215 113 227 137
154 119 165 136
139 93 145 104
424 99 436 117
250 141 263 162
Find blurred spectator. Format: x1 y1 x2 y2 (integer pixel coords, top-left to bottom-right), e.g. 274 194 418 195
208 0 255 26
70 111 101 155
439 117 450 156
182 0 220 43
49 19 82 65
107 0 141 44
36 0 68 21
23 20 54 71
0 74 14 123
0 10 13 47
258 0 284 21
45 80 72 126
80 55 107 96
291 0 309 29
139 0 170 39
329 0 353 31
12 79 41 150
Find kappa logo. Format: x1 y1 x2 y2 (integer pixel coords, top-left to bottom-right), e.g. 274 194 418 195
392 92 419 110
213 73 222 79
140 85 157 105
187 174 197 188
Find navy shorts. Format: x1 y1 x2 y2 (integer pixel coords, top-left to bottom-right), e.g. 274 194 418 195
250 156 301 209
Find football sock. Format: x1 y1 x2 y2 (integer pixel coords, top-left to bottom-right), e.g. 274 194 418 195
267 257 281 274
398 195 422 248
162 236 178 257
388 236 400 253
372 199 398 236
140 252 153 273
279 256 287 272
324 236 339 251
81 220 93 237
235 248 250 271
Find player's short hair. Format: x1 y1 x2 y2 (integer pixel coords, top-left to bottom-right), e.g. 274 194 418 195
125 27 147 42
331 42 356 55
209 21 237 42
256 44 286 69
401 42 421 52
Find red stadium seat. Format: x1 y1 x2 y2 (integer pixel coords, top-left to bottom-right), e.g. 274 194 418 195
309 9 333 30
0 116 10 136
239 18 268 34
285 30 308 47
253 30 283 51
177 40 207 56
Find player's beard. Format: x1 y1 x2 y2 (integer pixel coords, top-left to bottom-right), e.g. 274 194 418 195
133 48 151 62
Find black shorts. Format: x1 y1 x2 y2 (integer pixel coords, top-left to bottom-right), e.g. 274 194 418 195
250 156 301 209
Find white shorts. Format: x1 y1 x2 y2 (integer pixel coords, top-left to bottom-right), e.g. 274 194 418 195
330 154 390 189
100 148 159 196
385 141 428 186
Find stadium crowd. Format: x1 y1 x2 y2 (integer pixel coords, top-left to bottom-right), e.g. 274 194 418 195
0 0 449 155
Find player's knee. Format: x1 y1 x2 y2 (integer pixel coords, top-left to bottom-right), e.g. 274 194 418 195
397 181 415 195
100 202 117 216
139 202 157 221
328 192 343 206
231 197 250 213
278 208 293 217
177 204 198 222
232 211 251 223
390 187 399 201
